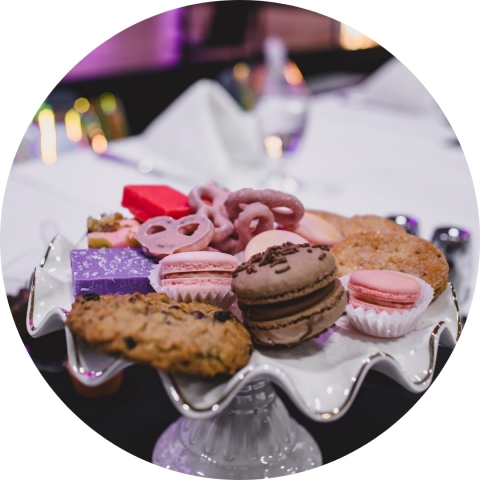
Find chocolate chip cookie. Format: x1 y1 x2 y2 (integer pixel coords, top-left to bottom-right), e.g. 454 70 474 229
66 292 252 377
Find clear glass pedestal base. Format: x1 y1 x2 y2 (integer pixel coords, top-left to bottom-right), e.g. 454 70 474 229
152 380 322 478
263 171 300 194
262 156 301 194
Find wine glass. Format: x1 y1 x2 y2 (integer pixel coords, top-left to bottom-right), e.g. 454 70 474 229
255 85 310 193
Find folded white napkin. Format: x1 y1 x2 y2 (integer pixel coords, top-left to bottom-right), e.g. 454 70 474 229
142 79 264 176
352 58 444 117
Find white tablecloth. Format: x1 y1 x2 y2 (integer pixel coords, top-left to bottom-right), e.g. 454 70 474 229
2 84 477 316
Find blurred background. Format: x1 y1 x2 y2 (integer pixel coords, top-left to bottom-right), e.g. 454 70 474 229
16 0 390 161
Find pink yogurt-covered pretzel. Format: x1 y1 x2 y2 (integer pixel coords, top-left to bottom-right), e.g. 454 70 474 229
235 202 274 250
188 185 235 243
213 203 276 254
224 188 305 227
135 214 214 259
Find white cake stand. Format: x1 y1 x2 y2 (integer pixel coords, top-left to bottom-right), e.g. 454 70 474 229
26 235 461 478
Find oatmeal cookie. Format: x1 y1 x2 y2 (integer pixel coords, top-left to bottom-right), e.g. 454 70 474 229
331 232 449 298
66 292 252 377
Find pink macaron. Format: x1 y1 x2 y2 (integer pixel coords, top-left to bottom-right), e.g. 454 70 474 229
347 270 421 314
160 251 239 290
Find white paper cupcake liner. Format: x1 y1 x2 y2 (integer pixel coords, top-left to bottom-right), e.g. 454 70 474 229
148 263 237 309
162 287 236 310
339 273 434 338
149 263 163 292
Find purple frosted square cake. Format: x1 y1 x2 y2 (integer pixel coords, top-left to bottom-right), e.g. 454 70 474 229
70 248 156 297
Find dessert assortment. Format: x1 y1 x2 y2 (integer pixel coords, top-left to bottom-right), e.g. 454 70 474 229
66 182 450 377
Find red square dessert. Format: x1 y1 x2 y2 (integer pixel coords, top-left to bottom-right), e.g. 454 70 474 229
121 185 190 222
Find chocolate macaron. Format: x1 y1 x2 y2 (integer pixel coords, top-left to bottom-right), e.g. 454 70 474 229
231 242 347 346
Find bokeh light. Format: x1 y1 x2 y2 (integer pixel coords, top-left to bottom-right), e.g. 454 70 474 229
339 24 377 50
233 62 250 82
74 97 90 113
264 135 283 159
91 134 108 154
38 108 57 164
99 92 117 115
65 109 82 142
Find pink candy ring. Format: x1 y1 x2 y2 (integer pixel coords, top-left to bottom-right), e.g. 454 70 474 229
225 188 305 227
188 185 235 243
135 214 214 259
235 202 275 250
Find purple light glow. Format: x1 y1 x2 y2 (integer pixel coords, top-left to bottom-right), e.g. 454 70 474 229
63 9 184 81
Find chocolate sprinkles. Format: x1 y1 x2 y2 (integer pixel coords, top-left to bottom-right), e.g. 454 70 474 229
233 242 316 278
274 265 291 274
312 244 330 251
270 257 287 268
